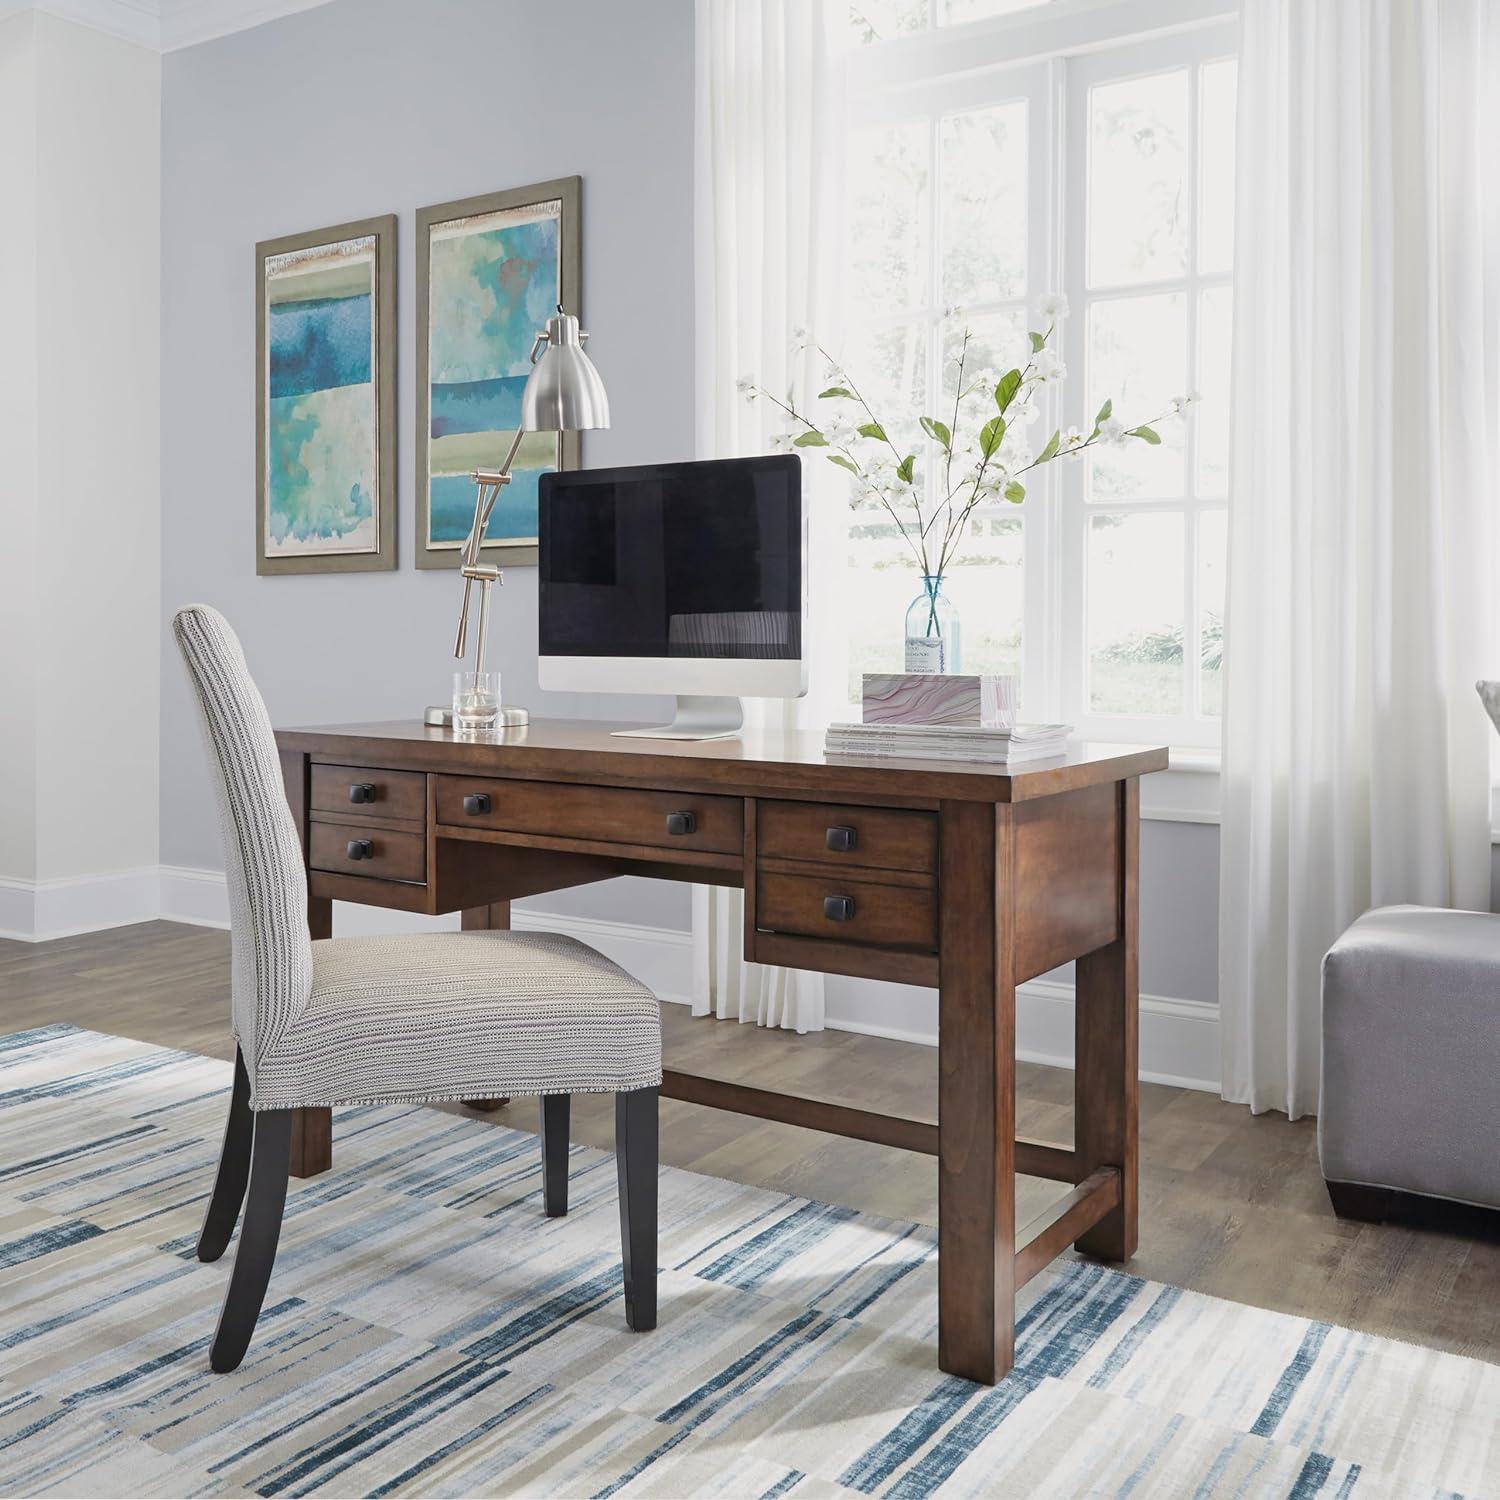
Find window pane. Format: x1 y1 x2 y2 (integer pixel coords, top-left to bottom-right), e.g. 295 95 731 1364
1086 292 1186 500
846 523 920 700
1197 285 1231 496
942 514 1024 676
940 309 1026 406
848 119 930 313
1088 70 1189 287
940 0 1053 24
848 0 927 44
1198 508 1225 716
1198 59 1237 273
940 102 1027 305
1088 512 1184 715
842 320 928 459
846 514 1023 701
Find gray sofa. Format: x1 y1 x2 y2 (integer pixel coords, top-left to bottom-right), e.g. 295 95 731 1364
1320 905 1500 1219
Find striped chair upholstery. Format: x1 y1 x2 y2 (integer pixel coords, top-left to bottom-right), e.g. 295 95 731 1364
172 604 662 1108
174 604 662 1372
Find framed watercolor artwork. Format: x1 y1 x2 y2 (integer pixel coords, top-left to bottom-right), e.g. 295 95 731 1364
415 177 581 569
255 215 396 575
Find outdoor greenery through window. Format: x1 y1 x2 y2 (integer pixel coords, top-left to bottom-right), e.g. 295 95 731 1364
840 6 1236 747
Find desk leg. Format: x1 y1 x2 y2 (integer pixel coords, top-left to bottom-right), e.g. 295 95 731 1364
1074 777 1139 1261
937 800 1016 1385
462 904 512 1112
290 893 333 1179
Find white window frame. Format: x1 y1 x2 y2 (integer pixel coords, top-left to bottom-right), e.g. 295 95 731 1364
845 0 1237 752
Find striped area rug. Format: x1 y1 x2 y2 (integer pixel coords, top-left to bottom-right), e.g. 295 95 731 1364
2 1025 1497 1499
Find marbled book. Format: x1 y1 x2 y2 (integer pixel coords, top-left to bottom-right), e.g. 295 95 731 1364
861 672 1017 729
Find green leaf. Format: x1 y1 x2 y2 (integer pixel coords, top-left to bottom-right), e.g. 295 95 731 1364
980 416 1006 458
857 421 888 442
826 453 859 474
819 386 854 399
1130 424 1161 445
1095 398 1113 425
1029 330 1046 353
996 369 1023 412
895 454 916 484
1004 480 1026 504
920 416 952 448
1037 429 1061 464
793 430 827 447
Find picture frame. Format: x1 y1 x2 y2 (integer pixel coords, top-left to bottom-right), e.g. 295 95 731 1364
255 214 397 575
415 176 581 570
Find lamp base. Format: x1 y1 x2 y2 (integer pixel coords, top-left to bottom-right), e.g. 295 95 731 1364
423 705 530 729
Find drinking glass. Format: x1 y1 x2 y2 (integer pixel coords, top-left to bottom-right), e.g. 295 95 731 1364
453 670 501 732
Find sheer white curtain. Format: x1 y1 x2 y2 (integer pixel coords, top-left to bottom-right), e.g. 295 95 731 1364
1219 0 1500 1118
691 0 846 1033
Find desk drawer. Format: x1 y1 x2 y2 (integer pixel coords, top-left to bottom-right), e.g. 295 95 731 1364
435 776 743 855
311 764 426 822
310 820 426 883
756 871 937 951
758 800 937 874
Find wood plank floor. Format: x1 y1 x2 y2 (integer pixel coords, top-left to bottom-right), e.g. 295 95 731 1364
4 919 1497 1363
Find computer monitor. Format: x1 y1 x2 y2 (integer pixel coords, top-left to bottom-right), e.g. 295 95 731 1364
537 454 806 738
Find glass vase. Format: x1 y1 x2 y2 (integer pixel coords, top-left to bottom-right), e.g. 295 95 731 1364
904 574 961 674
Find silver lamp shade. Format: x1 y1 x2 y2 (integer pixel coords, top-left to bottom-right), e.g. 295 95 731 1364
520 311 611 433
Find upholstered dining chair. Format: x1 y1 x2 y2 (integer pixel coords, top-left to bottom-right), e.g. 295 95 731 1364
173 604 661 1373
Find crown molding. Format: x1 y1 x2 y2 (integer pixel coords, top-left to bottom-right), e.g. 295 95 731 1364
158 0 336 52
0 0 338 51
0 0 159 48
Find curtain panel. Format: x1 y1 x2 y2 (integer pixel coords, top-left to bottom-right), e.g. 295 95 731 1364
1219 0 1500 1118
691 0 847 1032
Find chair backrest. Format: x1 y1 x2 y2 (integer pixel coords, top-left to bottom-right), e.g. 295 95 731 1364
173 605 313 1079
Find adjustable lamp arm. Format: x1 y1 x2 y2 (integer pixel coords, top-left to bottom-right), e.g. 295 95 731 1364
437 307 609 727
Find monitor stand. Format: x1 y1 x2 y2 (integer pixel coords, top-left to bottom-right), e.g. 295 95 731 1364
612 695 745 741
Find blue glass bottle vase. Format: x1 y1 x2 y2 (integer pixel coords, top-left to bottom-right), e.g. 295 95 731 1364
904 574 961 674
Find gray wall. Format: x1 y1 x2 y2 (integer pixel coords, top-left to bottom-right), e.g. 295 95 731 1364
160 0 696 928
1138 820 1219 1001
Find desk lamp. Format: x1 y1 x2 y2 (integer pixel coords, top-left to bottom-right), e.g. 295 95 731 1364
426 306 610 728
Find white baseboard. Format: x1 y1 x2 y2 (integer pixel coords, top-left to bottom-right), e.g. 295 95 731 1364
0 866 161 942
99 865 1222 1092
1017 978 1221 1091
157 865 233 930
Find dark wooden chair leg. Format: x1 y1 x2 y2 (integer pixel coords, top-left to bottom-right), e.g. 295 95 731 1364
209 1108 292 1373
616 1086 658 1332
1326 1179 1393 1223
197 1048 253 1263
540 1094 570 1217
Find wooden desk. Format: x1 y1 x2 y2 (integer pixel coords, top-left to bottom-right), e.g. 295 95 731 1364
273 717 1166 1385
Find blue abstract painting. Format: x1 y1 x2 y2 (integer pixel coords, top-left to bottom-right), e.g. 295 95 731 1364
424 202 562 549
263 235 378 557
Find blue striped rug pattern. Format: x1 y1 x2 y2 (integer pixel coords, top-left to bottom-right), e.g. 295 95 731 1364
1 1024 1496 1499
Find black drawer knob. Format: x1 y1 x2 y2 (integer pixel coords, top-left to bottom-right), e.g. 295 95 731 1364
823 894 855 922
346 838 374 861
463 792 492 816
348 782 376 804
825 825 858 852
666 810 697 836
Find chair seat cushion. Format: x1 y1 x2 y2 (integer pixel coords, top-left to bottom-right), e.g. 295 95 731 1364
250 931 661 1109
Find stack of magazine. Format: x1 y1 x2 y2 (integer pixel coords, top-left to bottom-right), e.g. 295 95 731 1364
824 721 1073 765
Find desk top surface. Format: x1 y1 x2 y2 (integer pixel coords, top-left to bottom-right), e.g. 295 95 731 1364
276 718 1168 804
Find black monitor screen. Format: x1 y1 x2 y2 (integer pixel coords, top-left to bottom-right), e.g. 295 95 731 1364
538 455 802 659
